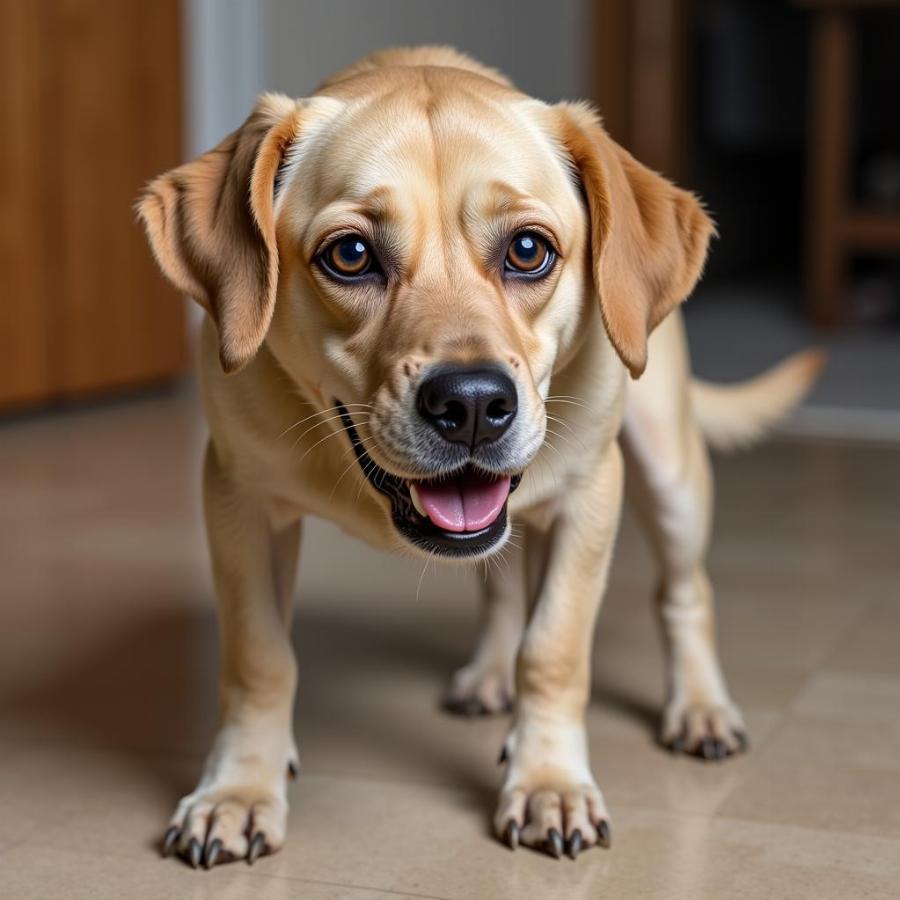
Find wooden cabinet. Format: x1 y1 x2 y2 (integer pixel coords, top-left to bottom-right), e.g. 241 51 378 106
0 0 186 411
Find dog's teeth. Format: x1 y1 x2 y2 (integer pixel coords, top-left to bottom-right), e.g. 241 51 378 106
409 483 428 518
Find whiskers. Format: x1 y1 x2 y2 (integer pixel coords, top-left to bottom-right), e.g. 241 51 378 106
277 402 372 442
544 393 590 411
329 432 378 501
530 393 588 489
415 554 434 604
277 402 377 481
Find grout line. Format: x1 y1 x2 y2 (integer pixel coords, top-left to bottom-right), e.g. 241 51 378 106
703 683 814 819
707 596 879 821
11 836 455 900
225 872 455 900
787 597 877 699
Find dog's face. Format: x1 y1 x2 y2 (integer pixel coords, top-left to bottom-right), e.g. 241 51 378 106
139 65 712 561
268 71 592 557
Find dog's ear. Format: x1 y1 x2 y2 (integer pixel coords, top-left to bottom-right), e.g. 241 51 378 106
555 102 714 377
137 93 301 373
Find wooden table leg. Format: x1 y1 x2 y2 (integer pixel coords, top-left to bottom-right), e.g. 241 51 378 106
806 9 855 327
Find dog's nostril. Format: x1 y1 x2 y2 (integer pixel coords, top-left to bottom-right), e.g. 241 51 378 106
486 397 514 423
439 400 468 430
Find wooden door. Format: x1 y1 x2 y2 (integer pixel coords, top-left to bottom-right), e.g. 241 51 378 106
591 0 690 181
0 0 186 411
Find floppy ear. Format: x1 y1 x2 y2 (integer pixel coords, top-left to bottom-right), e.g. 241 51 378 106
137 93 301 373
556 103 714 377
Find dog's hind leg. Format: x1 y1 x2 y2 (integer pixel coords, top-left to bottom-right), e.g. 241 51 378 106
443 539 528 716
163 440 301 869
622 316 746 760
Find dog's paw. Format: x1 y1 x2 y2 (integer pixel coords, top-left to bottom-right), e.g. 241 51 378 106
494 717 610 859
161 727 296 869
493 779 610 860
660 700 748 760
162 781 288 869
443 662 514 716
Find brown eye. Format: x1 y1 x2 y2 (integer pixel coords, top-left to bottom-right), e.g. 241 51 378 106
323 235 373 278
505 231 553 276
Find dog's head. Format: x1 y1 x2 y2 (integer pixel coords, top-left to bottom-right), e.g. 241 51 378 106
138 50 712 560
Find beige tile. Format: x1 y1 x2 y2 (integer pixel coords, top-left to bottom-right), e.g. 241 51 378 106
0 743 783 900
250 780 900 900
747 671 900 772
233 774 629 900
0 744 66 843
0 843 432 900
585 713 777 816
0 742 191 847
824 601 900 677
0 604 219 753
700 814 900 900
718 757 900 840
791 671 900 725
31 802 894 900
758 714 900 772
711 585 870 673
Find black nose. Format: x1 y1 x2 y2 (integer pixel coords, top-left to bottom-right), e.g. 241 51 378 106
417 365 518 448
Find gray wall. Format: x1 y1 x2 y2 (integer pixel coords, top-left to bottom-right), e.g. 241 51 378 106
264 0 589 103
184 0 590 156
185 0 266 155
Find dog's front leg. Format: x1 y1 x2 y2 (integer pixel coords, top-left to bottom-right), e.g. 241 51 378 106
495 441 623 859
164 441 300 868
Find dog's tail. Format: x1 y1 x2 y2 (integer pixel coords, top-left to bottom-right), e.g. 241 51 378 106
690 349 826 452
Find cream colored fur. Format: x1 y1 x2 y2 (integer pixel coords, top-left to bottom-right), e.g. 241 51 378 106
138 46 822 867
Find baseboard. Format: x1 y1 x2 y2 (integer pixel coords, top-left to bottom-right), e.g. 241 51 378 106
777 405 900 443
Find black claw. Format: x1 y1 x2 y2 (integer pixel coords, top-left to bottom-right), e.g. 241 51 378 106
247 832 267 865
204 838 222 870
670 732 687 754
503 819 519 851
596 819 612 849
497 744 508 765
162 826 179 858
547 828 563 859
287 760 299 779
734 730 750 752
187 837 202 869
443 696 484 717
701 738 717 760
713 739 728 760
462 698 484 717
566 829 583 860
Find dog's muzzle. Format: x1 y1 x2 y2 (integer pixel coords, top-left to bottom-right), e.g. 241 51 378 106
337 402 522 558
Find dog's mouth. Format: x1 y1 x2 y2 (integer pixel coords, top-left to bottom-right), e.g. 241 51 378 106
337 403 521 558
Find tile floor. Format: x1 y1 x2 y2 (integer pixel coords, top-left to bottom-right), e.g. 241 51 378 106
1 388 898 899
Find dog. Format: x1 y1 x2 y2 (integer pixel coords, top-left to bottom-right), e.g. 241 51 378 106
138 46 822 867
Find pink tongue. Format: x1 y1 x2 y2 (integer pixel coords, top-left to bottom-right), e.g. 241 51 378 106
414 473 512 533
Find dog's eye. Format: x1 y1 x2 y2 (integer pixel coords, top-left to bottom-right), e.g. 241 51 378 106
504 231 553 276
320 235 375 279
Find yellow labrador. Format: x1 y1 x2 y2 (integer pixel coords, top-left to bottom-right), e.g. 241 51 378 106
139 46 822 867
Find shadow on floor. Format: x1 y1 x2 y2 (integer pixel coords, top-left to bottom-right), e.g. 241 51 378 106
0 585 664 824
